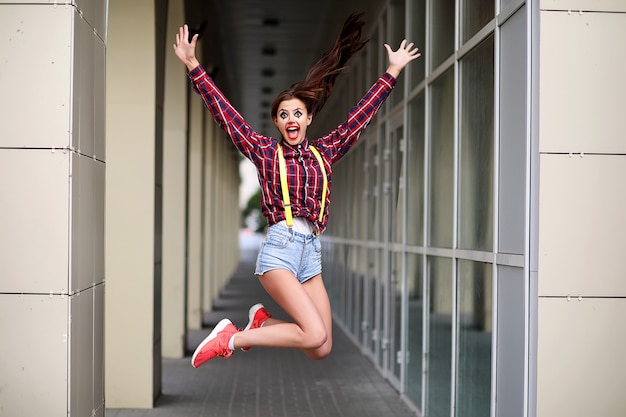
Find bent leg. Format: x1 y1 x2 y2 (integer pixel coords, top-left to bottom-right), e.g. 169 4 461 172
232 269 328 351
300 274 333 360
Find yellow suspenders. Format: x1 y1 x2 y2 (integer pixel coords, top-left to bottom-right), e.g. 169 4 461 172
276 142 328 230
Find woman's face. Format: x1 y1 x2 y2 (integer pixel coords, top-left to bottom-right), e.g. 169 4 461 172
273 98 312 146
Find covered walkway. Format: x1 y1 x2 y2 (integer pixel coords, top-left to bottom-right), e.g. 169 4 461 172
107 232 416 417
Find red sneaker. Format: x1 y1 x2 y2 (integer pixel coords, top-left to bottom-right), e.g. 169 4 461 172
241 303 272 351
191 319 237 368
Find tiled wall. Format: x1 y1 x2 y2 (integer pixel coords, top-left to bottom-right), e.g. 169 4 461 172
537 2 626 416
0 1 106 416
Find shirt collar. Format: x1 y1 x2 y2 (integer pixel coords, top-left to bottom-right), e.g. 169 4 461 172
281 137 309 151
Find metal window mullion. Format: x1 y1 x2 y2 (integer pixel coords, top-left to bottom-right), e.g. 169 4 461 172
526 2 539 417
422 0 433 412
450 0 461 414
490 1 502 415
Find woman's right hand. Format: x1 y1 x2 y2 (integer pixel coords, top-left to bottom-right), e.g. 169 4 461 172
173 24 200 71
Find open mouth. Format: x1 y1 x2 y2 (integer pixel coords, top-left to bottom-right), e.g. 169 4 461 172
286 125 300 141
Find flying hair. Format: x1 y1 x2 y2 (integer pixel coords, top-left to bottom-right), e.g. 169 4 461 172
271 12 369 120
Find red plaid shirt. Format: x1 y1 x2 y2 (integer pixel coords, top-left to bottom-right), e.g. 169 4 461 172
188 65 396 233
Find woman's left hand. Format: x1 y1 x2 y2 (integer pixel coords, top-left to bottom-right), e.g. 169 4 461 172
384 40 421 78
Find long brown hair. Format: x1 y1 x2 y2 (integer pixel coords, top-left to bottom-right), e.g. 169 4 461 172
271 13 368 120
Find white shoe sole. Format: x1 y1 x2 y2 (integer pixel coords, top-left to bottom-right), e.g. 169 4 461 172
191 318 232 368
244 303 264 331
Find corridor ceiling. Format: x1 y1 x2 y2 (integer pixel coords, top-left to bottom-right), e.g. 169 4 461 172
185 0 387 137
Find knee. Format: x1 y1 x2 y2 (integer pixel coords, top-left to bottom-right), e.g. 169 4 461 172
308 340 332 360
303 327 328 351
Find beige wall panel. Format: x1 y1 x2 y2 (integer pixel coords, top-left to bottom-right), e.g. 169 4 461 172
73 13 96 156
161 0 187 358
70 289 94 417
72 11 106 160
541 0 626 12
105 0 156 407
0 5 72 148
75 0 108 38
0 149 70 293
187 82 204 330
94 161 106 284
71 154 106 292
539 11 626 154
71 153 94 292
537 297 626 417
94 32 106 161
538 154 626 296
93 283 105 410
0 294 68 416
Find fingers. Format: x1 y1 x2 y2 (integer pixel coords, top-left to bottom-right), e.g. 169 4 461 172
190 33 199 48
175 24 191 46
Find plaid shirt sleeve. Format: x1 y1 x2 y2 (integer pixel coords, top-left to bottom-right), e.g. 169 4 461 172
313 72 396 164
188 65 271 162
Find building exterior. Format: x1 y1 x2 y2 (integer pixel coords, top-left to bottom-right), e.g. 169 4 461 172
317 1 626 416
0 0 623 416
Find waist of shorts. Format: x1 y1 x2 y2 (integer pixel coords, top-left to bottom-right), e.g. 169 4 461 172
267 223 318 242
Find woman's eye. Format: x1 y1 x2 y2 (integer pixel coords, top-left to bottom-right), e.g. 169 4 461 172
280 112 288 119
295 110 302 118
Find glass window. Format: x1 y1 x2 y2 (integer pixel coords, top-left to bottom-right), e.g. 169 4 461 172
347 246 360 338
367 248 378 356
408 94 425 246
375 248 384 367
355 145 368 242
409 0 426 87
498 6 527 255
462 0 494 43
391 252 403 381
370 27 379 73
391 124 404 243
496 265 525 417
368 140 379 242
345 156 356 240
429 69 455 248
354 246 366 343
430 0 455 70
390 0 407 107
406 253 424 409
427 256 453 417
456 260 492 417
458 36 494 251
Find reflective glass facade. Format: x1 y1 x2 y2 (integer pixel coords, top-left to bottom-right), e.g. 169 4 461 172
314 1 530 416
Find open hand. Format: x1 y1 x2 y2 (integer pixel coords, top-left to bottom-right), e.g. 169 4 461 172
384 40 421 78
173 24 200 71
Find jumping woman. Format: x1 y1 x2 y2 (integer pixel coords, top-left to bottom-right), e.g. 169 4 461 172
173 13 421 368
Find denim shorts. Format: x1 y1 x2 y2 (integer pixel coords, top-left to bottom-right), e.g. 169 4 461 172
255 224 322 283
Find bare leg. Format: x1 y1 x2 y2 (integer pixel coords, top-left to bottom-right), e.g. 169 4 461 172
232 269 331 359
300 274 333 359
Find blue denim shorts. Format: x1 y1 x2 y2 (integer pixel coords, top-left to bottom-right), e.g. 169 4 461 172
255 224 322 283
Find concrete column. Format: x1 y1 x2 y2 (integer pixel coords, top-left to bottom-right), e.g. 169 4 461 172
105 0 158 408
0 1 106 416
536 2 626 416
186 55 205 330
162 0 187 359
202 116 217 311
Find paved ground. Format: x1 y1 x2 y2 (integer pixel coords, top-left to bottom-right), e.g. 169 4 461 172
107 232 416 417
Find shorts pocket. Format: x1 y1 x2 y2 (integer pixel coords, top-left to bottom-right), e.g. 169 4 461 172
313 238 322 253
264 231 290 249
